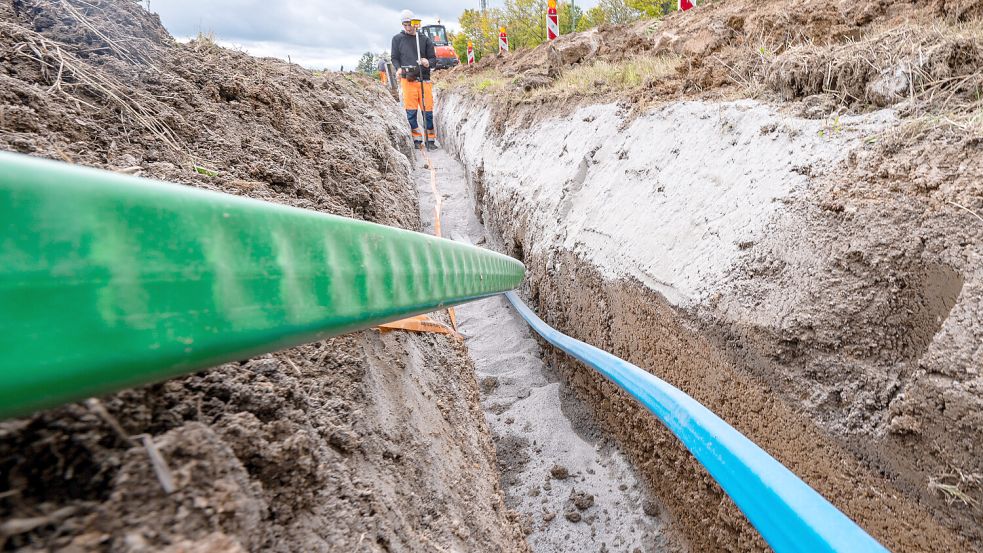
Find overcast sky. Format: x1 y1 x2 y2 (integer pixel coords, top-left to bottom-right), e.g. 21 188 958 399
147 0 597 71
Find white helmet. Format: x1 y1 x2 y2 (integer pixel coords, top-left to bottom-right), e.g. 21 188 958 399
400 9 414 23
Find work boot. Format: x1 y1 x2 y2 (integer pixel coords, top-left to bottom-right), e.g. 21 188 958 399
414 140 423 149
426 141 438 151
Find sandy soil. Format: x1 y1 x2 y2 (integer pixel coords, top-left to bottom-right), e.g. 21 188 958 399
436 3 983 543
412 147 685 552
0 1 527 551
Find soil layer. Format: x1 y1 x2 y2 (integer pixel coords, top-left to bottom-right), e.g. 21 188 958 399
437 0 983 548
438 93 982 552
0 1 527 551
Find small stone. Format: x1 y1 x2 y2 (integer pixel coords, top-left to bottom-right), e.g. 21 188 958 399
571 490 594 510
564 509 581 523
543 512 556 522
642 499 660 517
480 376 499 393
550 464 569 480
328 429 360 452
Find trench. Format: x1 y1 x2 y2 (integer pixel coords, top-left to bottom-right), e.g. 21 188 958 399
427 91 980 552
412 149 684 552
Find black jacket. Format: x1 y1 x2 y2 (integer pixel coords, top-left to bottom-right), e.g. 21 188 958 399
391 31 437 81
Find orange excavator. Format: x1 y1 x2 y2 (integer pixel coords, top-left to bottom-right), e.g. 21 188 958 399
420 22 460 70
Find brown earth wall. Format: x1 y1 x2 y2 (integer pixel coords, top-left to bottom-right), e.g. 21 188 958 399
0 1 529 551
507 245 972 552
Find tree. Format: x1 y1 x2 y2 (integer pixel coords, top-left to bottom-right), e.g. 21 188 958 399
456 8 504 62
576 6 608 31
574 0 640 31
599 0 641 24
503 0 546 50
451 31 471 64
558 1 583 34
453 0 645 59
626 0 676 18
355 51 375 76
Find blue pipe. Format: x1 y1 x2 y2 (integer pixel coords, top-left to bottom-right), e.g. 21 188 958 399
504 291 887 553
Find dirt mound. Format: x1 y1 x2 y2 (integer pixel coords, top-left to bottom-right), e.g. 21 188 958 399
1 0 414 226
0 1 528 551
441 0 983 132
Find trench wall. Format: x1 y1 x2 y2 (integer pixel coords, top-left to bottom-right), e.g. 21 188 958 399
438 91 983 551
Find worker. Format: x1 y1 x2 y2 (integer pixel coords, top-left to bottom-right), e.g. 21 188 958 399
391 9 438 150
378 57 387 85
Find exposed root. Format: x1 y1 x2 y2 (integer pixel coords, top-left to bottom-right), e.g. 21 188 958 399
0 20 188 160
137 434 176 495
929 470 983 508
947 199 983 224
762 21 983 110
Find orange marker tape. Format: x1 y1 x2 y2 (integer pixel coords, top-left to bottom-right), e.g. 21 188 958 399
378 314 459 337
378 145 460 334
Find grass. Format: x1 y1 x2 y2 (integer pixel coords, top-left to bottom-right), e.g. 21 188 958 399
437 69 507 95
437 55 679 100
533 55 679 98
195 30 216 45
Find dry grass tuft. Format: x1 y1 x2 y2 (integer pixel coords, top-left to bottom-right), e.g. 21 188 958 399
1 19 187 159
535 55 680 98
759 20 983 110
928 470 983 508
437 69 507 95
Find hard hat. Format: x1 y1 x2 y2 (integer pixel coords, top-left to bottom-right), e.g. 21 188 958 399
400 9 414 23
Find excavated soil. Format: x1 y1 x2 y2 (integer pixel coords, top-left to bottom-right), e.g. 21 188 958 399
0 1 527 551
441 0 983 136
437 0 983 549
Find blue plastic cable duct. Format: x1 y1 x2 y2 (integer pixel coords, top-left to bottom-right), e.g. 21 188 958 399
504 291 888 553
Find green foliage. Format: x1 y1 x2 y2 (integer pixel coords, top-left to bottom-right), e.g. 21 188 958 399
454 0 648 58
503 0 547 49
355 51 375 76
451 31 470 64
625 0 675 18
193 165 218 177
576 0 640 31
576 6 608 31
457 8 504 62
599 0 641 24
558 1 583 34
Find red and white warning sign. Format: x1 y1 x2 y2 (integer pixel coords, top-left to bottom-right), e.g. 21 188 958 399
467 41 474 65
547 0 559 41
679 0 696 11
499 26 508 53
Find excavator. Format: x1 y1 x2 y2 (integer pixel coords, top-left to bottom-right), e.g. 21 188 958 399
420 21 460 70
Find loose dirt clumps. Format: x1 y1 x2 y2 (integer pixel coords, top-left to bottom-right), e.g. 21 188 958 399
0 1 528 551
440 0 983 136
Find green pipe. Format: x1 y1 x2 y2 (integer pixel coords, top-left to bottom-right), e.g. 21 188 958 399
0 151 524 419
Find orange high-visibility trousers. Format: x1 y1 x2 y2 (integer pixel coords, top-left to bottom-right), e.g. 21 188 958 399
379 71 387 84
400 78 436 142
